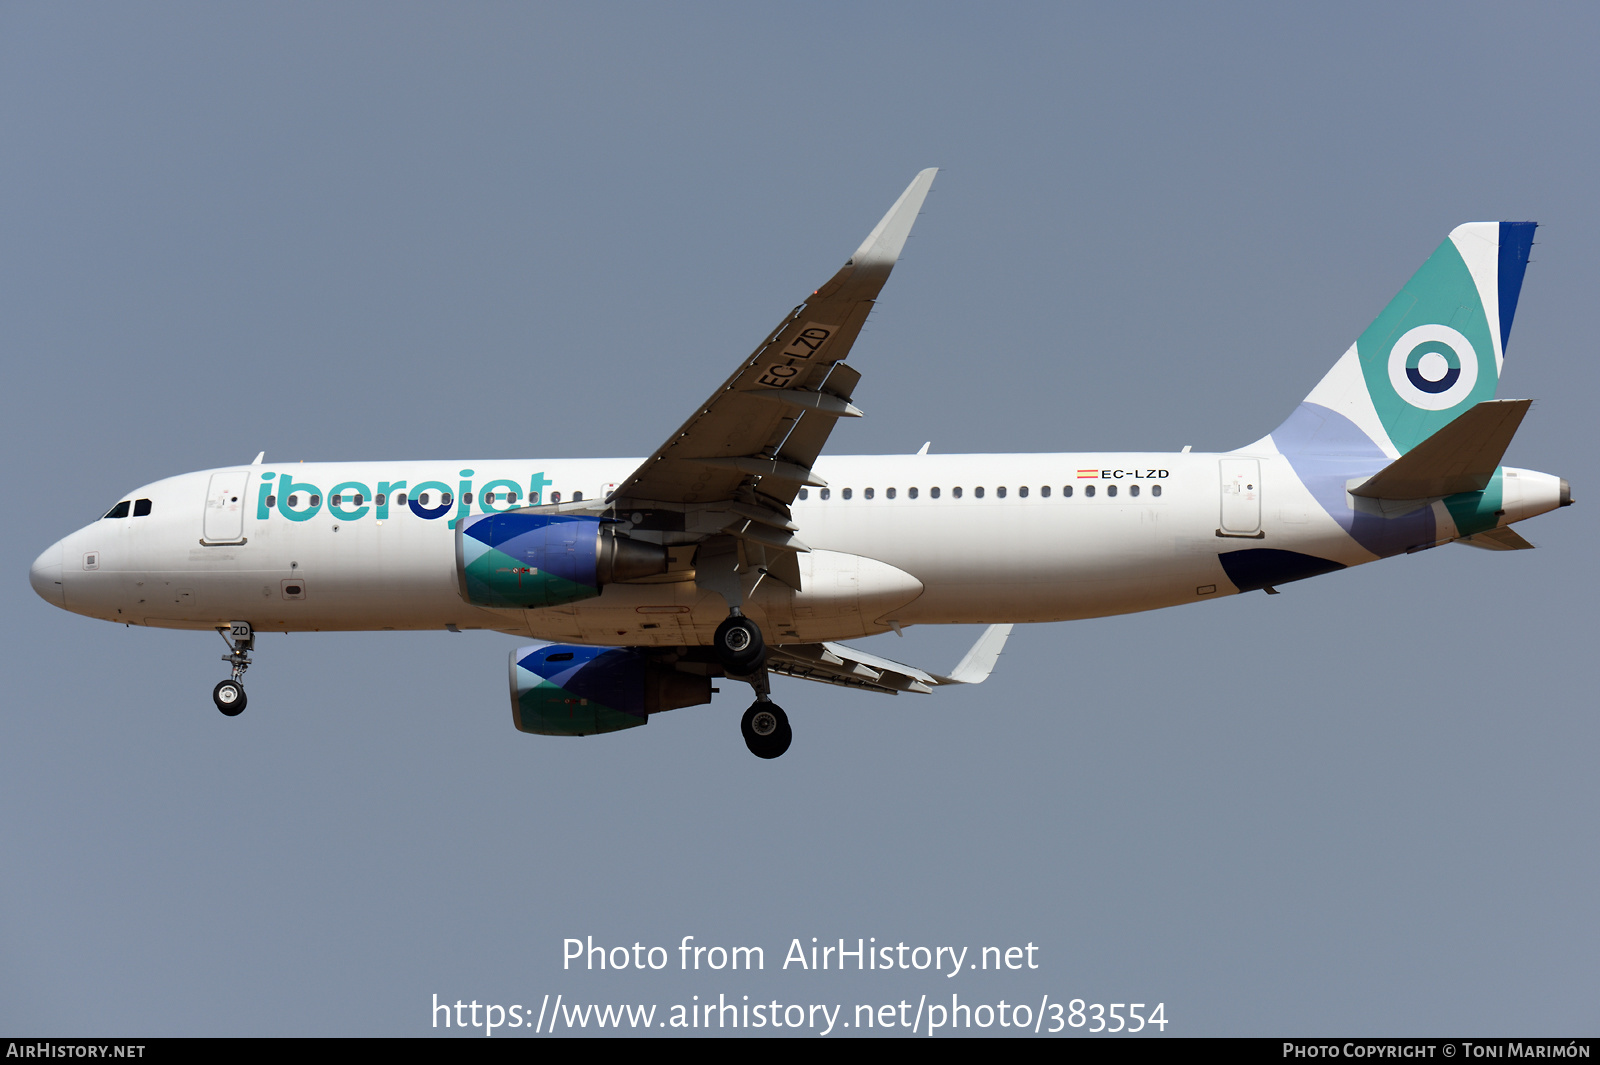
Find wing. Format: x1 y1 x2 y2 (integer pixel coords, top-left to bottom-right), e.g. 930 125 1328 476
608 169 938 514
765 625 1014 696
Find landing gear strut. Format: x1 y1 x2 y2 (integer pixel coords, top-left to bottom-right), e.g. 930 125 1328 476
737 665 790 758
213 621 253 716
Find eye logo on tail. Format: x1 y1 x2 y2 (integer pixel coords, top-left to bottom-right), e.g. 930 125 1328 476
1387 324 1479 411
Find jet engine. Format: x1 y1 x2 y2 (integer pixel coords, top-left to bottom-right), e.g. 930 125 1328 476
509 644 712 736
456 512 667 609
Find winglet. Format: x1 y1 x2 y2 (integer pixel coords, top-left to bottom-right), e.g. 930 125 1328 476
935 624 1014 685
847 168 938 273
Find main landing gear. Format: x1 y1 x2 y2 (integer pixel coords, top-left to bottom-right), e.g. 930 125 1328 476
713 607 789 758
741 698 791 759
213 621 254 716
714 609 765 674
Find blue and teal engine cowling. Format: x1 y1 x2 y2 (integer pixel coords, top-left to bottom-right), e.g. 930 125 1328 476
455 512 668 608
509 644 713 736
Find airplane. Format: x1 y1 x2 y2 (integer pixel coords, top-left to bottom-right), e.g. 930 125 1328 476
28 169 1573 758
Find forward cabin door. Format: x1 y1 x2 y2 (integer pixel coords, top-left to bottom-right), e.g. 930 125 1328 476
203 470 252 543
1218 458 1261 536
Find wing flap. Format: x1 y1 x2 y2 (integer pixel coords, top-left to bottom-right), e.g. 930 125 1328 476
764 624 1015 697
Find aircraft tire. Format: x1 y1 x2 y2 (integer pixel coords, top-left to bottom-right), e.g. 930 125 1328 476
741 702 791 759
213 680 247 716
715 615 766 674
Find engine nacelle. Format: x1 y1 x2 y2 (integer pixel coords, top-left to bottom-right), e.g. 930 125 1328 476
509 644 713 736
456 512 667 609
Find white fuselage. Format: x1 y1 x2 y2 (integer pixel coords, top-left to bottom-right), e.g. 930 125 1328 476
30 451 1564 647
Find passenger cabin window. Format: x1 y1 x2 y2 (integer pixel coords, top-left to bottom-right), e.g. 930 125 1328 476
395 492 407 506
1084 485 1095 497
440 493 452 506
975 486 985 499
997 486 1007 498
886 487 896 499
798 488 809 500
1129 484 1140 497
930 487 940 499
953 487 963 498
864 487 874 500
842 488 853 500
1152 484 1163 497
376 493 385 506
820 488 831 500
104 501 131 519
908 487 918 499
1041 485 1050 497
464 492 474 504
572 492 582 502
1018 486 1027 498
1063 485 1073 497
266 495 276 507
133 498 152 516
550 492 561 503
1107 485 1117 497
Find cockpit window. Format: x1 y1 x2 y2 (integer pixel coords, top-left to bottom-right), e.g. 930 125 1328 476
104 501 131 519
133 498 153 517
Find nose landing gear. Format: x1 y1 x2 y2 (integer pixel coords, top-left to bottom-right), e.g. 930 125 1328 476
213 621 254 716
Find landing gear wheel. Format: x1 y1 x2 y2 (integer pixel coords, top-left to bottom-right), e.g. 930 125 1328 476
741 701 791 759
715 614 766 674
213 680 247 716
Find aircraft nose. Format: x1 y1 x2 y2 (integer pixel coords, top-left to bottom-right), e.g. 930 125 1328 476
29 541 65 607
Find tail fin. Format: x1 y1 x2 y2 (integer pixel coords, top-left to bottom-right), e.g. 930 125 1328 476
1277 222 1535 458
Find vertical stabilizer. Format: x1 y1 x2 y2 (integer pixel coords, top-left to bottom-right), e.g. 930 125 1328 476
1276 222 1536 459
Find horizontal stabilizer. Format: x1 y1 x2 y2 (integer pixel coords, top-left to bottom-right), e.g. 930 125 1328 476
1350 399 1531 500
1457 527 1536 551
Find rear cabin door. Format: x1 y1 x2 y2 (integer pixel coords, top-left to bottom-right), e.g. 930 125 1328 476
203 470 252 542
1218 459 1261 535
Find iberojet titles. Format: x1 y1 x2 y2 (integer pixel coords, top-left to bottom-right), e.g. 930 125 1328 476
256 470 555 530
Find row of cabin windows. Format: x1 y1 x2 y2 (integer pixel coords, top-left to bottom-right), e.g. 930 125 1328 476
102 499 154 519
261 490 586 509
797 484 1162 501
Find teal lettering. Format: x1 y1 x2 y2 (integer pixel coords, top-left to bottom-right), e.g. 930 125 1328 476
257 473 277 520
277 475 323 522
328 481 372 521
375 480 406 520
529 471 551 505
450 470 475 530
410 480 454 520
478 478 522 514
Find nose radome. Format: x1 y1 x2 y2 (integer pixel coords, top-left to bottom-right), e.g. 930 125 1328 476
29 541 65 607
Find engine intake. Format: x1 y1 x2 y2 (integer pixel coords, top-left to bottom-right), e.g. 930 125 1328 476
456 512 667 609
509 644 712 736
